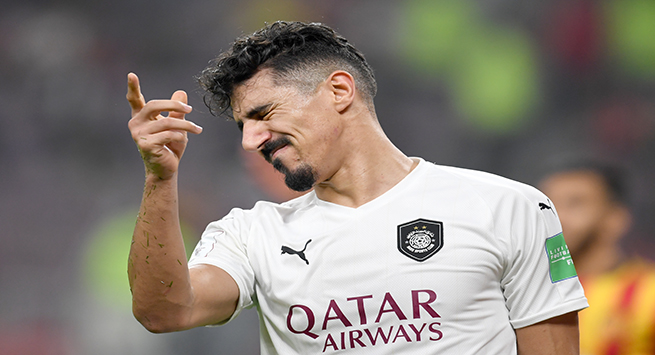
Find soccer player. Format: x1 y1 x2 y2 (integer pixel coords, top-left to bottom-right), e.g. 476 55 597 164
540 161 655 354
126 21 588 354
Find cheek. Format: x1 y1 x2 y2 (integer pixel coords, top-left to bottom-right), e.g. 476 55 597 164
307 119 341 146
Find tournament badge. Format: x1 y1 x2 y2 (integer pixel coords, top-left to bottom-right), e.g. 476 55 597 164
397 219 443 262
544 233 577 282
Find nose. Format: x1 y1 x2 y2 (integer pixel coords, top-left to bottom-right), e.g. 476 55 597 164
241 119 272 152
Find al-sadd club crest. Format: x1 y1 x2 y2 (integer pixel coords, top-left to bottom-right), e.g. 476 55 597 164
397 219 443 262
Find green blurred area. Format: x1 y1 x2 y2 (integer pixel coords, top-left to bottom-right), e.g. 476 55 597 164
400 0 480 76
452 29 539 134
83 211 198 309
605 0 655 78
399 0 539 135
399 0 655 135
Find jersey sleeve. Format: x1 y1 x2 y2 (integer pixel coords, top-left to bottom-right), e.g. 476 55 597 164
499 187 588 329
188 208 256 325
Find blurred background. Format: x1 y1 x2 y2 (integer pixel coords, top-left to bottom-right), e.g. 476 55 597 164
0 0 654 353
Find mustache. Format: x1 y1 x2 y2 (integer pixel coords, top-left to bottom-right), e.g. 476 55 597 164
261 137 291 163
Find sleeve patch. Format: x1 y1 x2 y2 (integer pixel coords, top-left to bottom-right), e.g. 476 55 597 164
544 233 577 283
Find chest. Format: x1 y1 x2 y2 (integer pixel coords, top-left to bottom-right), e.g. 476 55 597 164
247 203 508 320
244 183 519 353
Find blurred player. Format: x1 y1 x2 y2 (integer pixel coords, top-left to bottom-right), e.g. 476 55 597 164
540 160 655 355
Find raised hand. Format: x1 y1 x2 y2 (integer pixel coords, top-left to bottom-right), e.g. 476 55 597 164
127 73 203 180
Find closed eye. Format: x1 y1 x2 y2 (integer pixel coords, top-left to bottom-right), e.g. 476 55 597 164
246 104 273 121
237 103 273 131
261 110 273 120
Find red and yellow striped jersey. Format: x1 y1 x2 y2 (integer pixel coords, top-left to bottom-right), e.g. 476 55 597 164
579 259 655 355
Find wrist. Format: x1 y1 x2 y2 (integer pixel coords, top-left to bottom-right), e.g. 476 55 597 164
145 171 178 184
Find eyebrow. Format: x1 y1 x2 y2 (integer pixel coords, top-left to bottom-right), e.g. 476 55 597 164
245 103 273 119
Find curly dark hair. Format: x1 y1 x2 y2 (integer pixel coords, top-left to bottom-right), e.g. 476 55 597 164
197 21 377 117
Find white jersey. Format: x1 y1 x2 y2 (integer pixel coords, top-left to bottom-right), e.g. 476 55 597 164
189 158 588 354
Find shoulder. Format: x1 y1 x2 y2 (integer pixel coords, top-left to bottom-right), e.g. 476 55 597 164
209 191 317 228
417 160 561 239
421 161 547 206
249 191 316 216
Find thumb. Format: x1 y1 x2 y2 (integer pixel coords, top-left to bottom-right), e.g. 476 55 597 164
169 90 189 119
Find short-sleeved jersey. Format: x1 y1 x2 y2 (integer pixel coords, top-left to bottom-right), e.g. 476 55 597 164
189 158 588 354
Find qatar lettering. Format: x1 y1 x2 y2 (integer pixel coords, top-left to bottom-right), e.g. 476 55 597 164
286 289 444 352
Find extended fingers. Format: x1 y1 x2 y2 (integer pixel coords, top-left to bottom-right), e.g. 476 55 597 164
126 73 146 115
126 74 191 117
152 116 202 134
131 99 194 123
130 116 202 140
169 90 188 120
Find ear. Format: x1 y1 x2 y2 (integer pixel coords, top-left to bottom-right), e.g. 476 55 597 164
327 71 356 112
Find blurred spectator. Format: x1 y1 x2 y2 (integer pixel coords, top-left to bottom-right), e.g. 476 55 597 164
539 160 655 354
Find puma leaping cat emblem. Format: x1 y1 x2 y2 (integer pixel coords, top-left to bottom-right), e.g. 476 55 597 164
281 239 312 265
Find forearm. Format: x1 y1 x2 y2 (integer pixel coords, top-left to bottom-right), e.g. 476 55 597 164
516 312 580 355
128 173 194 332
125 74 227 331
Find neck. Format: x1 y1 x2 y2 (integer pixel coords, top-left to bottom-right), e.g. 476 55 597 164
314 116 416 208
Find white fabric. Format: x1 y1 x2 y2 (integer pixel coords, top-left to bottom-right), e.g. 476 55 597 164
189 158 588 354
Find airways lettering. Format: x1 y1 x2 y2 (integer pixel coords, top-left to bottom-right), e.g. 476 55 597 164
321 323 443 352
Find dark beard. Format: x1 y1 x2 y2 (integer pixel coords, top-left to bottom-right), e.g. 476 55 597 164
272 158 317 192
262 137 316 191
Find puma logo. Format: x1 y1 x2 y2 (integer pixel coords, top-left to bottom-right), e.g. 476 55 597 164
539 200 555 214
281 239 312 265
